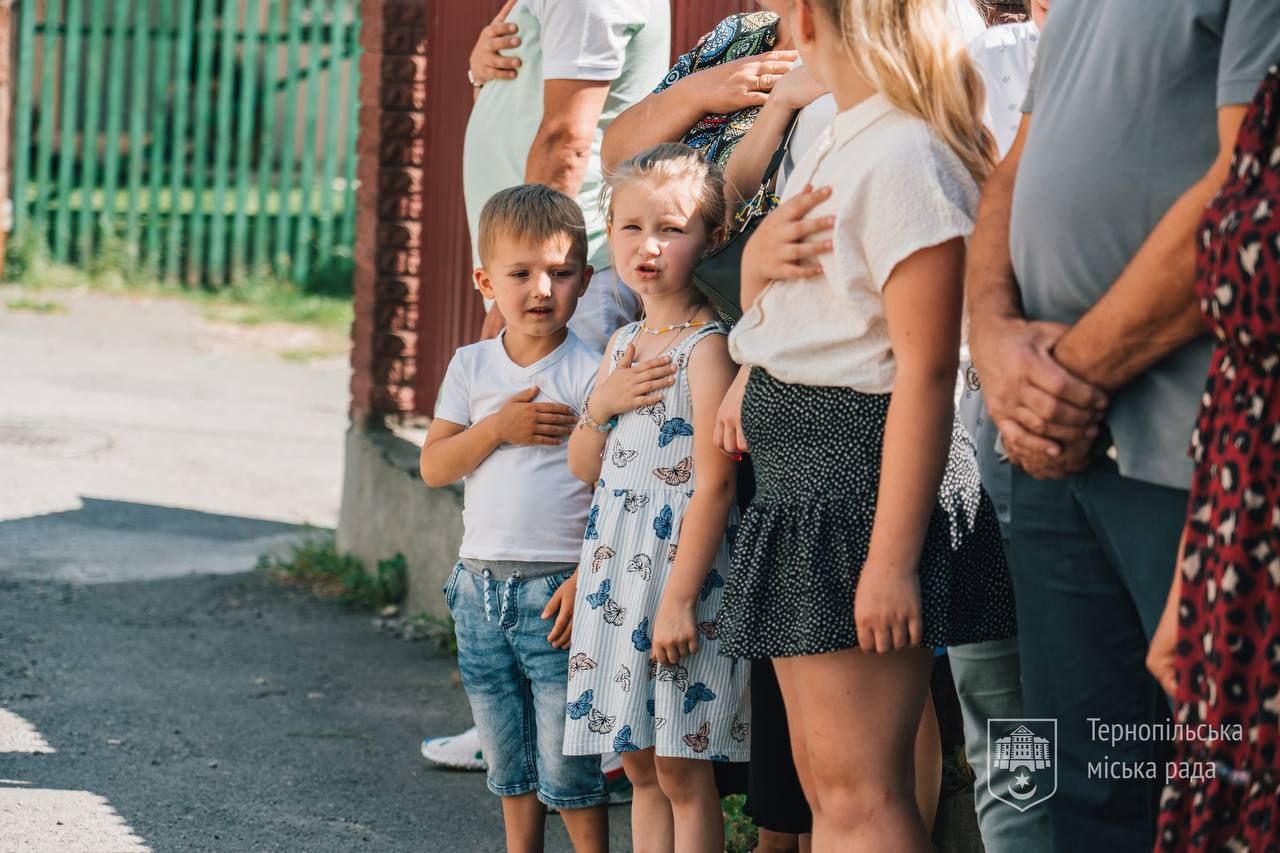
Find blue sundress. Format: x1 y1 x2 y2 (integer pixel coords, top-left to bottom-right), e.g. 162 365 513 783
562 322 751 761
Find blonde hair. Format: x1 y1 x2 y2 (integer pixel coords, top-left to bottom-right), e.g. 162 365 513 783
602 143 727 236
477 183 588 267
813 0 997 183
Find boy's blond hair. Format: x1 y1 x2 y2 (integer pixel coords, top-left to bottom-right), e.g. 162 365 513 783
477 184 588 267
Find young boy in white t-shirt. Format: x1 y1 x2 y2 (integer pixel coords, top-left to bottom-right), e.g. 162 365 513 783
420 184 608 851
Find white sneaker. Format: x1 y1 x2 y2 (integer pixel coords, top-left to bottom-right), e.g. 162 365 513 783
420 726 486 771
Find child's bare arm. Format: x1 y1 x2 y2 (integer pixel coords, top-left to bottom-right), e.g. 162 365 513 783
541 570 579 649
420 386 576 487
652 335 738 666
857 238 965 653
567 346 618 484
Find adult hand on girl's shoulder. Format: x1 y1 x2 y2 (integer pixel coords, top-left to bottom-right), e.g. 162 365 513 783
854 564 923 654
652 594 699 665
541 571 579 650
714 365 751 458
692 51 799 115
770 64 828 111
740 185 834 308
588 344 677 421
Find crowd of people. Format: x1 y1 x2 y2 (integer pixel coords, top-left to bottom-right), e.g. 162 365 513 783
418 1 1280 851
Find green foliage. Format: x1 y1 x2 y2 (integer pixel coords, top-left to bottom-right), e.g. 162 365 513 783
6 297 67 314
197 275 353 334
2 227 353 336
722 794 759 853
410 612 460 657
260 533 407 611
340 553 408 610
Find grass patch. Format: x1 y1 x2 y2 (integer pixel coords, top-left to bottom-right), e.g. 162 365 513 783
260 533 407 611
195 277 353 335
6 297 67 314
408 612 460 656
4 229 353 335
279 348 340 363
722 794 759 853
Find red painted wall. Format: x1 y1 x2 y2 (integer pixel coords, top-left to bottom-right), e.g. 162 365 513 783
413 1 755 415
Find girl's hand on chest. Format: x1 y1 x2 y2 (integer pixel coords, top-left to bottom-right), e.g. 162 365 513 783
742 184 836 287
587 343 678 423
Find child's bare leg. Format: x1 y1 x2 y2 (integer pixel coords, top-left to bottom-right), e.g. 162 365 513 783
756 828 805 852
914 692 941 834
501 792 547 853
774 648 933 853
559 804 609 853
654 755 724 853
623 749 673 853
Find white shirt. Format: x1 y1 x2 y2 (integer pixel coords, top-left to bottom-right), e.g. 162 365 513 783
729 96 979 392
778 0 989 191
463 0 663 349
434 331 600 562
969 21 1040 156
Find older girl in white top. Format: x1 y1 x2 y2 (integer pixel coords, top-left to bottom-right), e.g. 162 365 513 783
715 1 1016 850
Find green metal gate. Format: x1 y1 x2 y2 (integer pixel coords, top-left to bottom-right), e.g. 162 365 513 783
11 0 361 287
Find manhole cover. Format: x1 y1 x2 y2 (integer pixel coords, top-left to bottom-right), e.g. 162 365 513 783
0 421 113 458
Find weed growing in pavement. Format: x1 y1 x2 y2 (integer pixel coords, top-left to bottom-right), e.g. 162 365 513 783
409 613 460 657
6 297 67 314
721 794 759 852
260 533 407 611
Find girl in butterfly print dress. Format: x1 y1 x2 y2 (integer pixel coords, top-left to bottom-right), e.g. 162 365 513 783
564 144 749 853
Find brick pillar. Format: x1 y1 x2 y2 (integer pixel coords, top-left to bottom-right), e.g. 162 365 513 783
350 0 427 428
0 0 12 277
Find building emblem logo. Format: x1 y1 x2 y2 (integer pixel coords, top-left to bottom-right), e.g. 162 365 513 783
987 718 1057 811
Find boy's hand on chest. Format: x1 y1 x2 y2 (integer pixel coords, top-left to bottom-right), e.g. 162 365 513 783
487 385 578 447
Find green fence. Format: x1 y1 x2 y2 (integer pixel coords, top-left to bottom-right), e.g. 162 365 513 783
11 0 362 287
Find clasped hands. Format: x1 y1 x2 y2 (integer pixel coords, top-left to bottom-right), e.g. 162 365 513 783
969 317 1110 479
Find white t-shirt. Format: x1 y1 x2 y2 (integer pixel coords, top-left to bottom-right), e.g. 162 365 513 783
463 0 663 350
969 21 1040 156
434 330 601 562
729 95 979 391
777 0 988 191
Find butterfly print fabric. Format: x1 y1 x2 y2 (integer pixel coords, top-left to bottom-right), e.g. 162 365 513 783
563 322 751 761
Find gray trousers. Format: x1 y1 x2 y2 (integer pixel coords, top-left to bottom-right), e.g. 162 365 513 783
1005 459 1183 853
950 635 1052 852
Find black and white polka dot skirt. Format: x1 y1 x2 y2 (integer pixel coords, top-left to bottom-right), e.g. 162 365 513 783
719 369 1017 660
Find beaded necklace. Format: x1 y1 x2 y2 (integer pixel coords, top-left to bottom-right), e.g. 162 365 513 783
639 307 711 336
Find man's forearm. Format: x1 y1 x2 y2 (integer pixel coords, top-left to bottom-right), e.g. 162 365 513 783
525 128 592 196
1053 106 1247 391
965 148 1024 329
1051 179 1214 391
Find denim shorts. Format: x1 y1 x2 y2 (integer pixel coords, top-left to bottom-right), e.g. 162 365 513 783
444 562 608 809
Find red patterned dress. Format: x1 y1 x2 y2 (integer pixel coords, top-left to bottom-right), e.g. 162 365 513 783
1156 66 1280 852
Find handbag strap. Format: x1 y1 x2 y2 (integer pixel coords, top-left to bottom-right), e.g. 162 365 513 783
736 110 801 231
760 110 801 191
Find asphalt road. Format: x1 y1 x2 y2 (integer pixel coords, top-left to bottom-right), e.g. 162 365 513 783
0 287 631 851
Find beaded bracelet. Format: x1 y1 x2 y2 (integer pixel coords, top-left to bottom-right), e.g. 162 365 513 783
579 395 618 433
